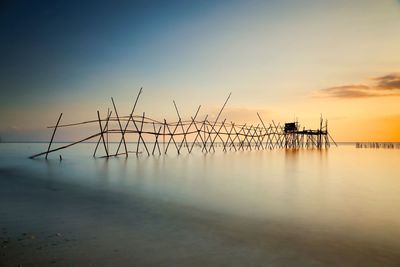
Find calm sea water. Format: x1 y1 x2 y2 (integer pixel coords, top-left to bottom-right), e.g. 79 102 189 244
1 143 400 266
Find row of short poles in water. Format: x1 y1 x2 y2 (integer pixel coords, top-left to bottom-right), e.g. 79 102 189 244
29 88 337 159
356 142 400 149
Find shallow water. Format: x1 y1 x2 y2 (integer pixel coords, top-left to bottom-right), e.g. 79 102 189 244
1 143 400 266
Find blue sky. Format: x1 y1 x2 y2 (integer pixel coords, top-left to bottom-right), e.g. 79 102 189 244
1 0 400 141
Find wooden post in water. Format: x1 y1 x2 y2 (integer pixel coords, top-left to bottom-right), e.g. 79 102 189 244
106 108 109 152
45 113 63 160
179 105 201 153
115 87 142 156
97 111 109 158
203 93 231 151
111 97 128 157
209 119 226 152
189 114 208 153
164 119 180 154
227 122 237 151
152 122 162 155
173 100 189 152
93 110 112 157
163 120 166 145
138 112 150 156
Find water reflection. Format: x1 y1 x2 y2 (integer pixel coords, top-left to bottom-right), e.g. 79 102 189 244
283 149 300 208
1 143 400 249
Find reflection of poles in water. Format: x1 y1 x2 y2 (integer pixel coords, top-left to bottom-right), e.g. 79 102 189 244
29 90 337 159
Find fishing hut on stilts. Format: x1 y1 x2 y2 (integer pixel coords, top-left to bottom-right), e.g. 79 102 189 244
283 117 336 149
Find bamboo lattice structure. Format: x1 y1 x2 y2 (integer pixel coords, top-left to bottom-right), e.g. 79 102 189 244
30 89 336 159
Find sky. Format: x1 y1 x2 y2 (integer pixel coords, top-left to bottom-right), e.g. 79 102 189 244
0 0 399 142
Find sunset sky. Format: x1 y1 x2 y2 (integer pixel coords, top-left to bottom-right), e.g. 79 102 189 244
1 0 399 142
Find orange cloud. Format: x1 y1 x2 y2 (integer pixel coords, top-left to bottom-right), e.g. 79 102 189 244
317 72 400 99
373 73 400 90
319 85 375 98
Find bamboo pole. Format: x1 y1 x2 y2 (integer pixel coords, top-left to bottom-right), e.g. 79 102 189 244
152 123 162 155
245 125 253 150
45 113 63 159
116 87 142 155
203 93 231 150
189 115 208 153
94 110 112 157
106 108 109 152
209 118 226 152
137 112 150 156
248 125 259 149
257 112 270 149
221 122 232 151
97 111 109 157
233 124 246 150
164 119 180 154
152 122 157 155
173 100 189 152
30 132 103 159
328 132 338 147
111 97 128 157
252 125 261 149
178 105 201 153
227 122 237 151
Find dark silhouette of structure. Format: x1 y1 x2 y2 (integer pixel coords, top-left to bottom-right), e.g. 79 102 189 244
30 89 336 159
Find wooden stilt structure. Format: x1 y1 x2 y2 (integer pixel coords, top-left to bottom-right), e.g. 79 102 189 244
30 89 337 159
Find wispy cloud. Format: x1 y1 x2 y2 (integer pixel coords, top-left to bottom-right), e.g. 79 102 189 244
317 72 400 98
320 85 375 98
373 73 400 90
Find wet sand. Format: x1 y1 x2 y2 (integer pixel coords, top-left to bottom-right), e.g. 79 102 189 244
1 166 400 267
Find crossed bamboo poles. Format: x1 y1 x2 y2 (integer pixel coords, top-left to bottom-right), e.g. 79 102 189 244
29 89 334 159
